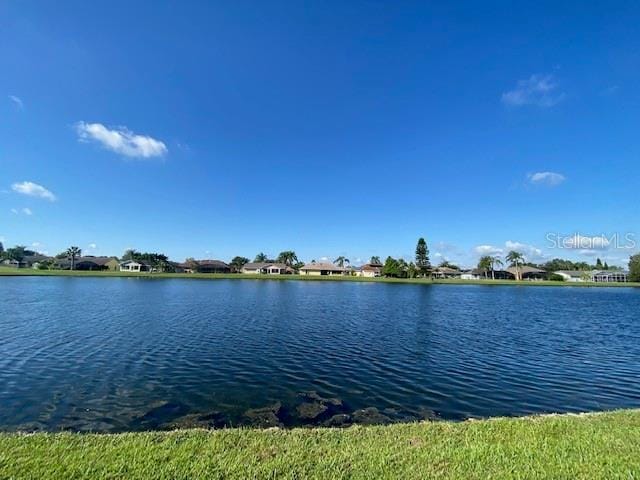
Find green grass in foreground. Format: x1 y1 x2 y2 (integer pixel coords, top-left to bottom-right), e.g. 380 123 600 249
1 410 639 479
0 267 637 287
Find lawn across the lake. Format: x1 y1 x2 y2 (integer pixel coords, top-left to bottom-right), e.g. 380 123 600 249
1 410 639 479
0 266 637 288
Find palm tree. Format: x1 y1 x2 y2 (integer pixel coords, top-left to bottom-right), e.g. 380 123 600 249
276 251 298 266
506 251 525 281
254 252 268 262
478 256 492 279
334 256 350 267
370 256 381 265
488 256 504 280
66 246 82 270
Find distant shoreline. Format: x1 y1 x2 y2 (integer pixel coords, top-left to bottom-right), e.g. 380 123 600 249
1 268 637 287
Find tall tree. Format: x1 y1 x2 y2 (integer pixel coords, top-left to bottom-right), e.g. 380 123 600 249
122 249 139 261
276 251 299 266
66 246 82 270
370 256 381 265
254 252 268 262
596 258 603 269
5 246 26 262
629 254 640 282
415 238 431 277
477 256 492 279
334 256 350 267
603 261 609 270
382 256 401 278
230 256 249 272
489 256 504 280
506 251 525 281
0 241 4 257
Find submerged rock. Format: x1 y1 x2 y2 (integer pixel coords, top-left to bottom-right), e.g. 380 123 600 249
132 401 190 429
417 407 439 421
296 402 328 420
169 411 228 429
352 407 392 425
322 414 352 427
298 391 343 407
244 402 283 428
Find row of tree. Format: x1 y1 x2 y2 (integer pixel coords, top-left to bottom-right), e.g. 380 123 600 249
3 240 639 279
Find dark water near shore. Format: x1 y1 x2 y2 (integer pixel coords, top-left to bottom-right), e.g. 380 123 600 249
1 277 639 432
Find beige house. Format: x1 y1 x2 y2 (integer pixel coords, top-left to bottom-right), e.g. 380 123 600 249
358 263 383 278
299 262 346 276
241 262 294 275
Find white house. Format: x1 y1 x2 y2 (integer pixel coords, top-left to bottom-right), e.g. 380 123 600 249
241 262 294 274
554 270 628 283
120 260 152 272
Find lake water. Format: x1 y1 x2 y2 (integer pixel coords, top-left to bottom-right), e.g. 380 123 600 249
1 277 639 432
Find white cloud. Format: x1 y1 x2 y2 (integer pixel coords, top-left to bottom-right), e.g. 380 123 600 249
501 74 565 107
10 207 34 216
528 171 566 187
505 240 545 261
8 95 23 110
32 242 41 248
11 181 57 201
88 243 97 249
75 122 168 158
474 245 504 256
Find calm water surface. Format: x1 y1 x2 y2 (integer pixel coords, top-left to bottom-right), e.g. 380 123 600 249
1 277 639 431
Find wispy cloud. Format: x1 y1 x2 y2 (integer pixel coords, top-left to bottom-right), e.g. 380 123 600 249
473 241 547 263
501 74 565 107
88 243 97 249
11 181 57 201
527 171 566 187
505 240 546 261
75 122 168 159
8 95 24 110
22 207 33 216
473 245 504 256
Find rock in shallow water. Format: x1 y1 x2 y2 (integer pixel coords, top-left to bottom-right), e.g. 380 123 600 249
244 402 283 428
352 407 392 425
322 414 352 427
296 402 328 420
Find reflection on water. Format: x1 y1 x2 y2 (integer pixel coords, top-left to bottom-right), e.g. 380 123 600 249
1 277 639 432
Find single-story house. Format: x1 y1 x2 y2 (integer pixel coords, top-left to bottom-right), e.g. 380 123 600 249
506 266 547 281
554 270 591 282
358 263 383 278
555 270 629 283
193 260 231 274
2 254 51 269
1 258 27 268
591 270 629 283
241 262 294 275
460 269 482 280
120 260 153 272
299 262 346 276
460 269 512 280
77 256 120 271
431 266 462 279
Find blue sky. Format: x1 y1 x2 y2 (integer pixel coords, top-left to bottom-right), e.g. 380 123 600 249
1 1 639 267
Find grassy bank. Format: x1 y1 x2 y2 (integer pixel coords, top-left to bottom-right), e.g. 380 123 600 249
0 266 637 287
1 410 639 479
